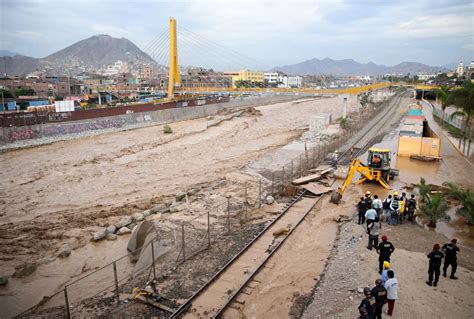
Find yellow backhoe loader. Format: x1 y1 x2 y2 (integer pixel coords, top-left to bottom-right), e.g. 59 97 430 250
330 148 398 204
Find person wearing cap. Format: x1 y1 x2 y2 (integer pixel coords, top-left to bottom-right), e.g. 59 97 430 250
358 287 376 319
389 192 400 225
357 197 368 225
442 239 460 279
384 270 398 316
367 216 381 250
371 279 387 319
406 194 417 222
376 235 395 274
381 261 395 285
426 243 444 287
365 191 373 209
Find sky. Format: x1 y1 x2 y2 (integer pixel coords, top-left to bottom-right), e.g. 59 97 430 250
0 0 472 69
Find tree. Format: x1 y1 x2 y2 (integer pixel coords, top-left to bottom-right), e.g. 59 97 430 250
416 177 431 204
444 182 474 225
0 89 14 98
421 193 449 227
433 85 451 127
15 88 36 97
447 81 474 138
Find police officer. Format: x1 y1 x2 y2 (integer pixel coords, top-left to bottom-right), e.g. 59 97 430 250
371 279 387 319
376 235 395 274
443 239 460 279
365 191 373 209
426 243 444 287
358 287 376 319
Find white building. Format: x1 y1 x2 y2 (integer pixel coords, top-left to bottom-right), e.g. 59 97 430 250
103 60 130 76
456 61 464 77
418 74 437 81
263 72 283 85
286 75 303 88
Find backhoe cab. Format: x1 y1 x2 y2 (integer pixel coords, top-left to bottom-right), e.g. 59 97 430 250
330 148 398 204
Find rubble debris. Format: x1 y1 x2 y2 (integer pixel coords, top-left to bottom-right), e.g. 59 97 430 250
93 229 107 241
116 216 133 228
302 183 333 196
106 233 118 241
117 227 132 235
13 263 37 278
132 212 145 222
266 195 275 205
57 250 71 258
106 225 117 234
176 191 187 202
273 227 289 237
292 168 333 185
0 277 9 286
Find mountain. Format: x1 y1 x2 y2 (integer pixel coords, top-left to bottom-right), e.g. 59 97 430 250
3 34 158 76
0 50 19 57
272 57 447 76
1 55 40 76
43 34 156 68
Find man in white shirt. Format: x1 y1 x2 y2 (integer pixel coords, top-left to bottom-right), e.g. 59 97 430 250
384 270 398 316
365 207 377 233
372 194 383 217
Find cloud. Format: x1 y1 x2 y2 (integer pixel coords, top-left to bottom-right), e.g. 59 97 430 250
386 14 472 38
15 30 43 38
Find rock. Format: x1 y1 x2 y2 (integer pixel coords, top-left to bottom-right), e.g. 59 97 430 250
132 212 144 222
106 233 118 241
13 263 37 278
106 225 117 234
357 287 364 293
169 202 183 213
349 296 354 301
266 195 275 205
273 227 289 237
187 188 200 196
142 209 152 217
128 223 137 230
58 250 71 258
176 191 187 202
0 277 8 285
117 227 132 235
93 229 107 241
150 204 169 214
116 216 133 228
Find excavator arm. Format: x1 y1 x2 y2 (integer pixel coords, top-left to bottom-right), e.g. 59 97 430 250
330 158 391 204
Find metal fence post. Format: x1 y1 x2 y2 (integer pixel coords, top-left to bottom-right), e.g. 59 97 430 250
64 286 71 319
290 160 294 180
258 179 262 208
113 261 120 305
227 198 230 233
181 223 186 262
151 241 157 280
299 155 303 177
313 147 316 168
207 211 211 248
281 166 285 193
271 172 274 195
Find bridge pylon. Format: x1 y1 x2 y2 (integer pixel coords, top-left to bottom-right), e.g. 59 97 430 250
167 17 180 99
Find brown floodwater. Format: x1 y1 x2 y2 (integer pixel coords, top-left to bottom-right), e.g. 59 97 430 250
354 99 473 249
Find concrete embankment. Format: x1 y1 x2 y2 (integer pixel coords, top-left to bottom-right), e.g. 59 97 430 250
0 95 303 149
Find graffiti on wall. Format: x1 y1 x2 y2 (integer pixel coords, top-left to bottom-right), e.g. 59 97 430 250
43 118 127 136
9 129 39 141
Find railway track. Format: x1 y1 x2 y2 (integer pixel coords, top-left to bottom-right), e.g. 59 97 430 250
170 91 407 319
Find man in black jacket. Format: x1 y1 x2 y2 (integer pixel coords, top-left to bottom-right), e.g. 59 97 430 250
358 287 376 319
370 279 387 319
427 243 444 287
376 235 395 274
443 238 460 279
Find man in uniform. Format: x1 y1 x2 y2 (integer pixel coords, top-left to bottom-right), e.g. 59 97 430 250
371 279 387 319
442 239 460 279
358 287 376 319
376 235 395 274
406 194 417 222
426 243 444 287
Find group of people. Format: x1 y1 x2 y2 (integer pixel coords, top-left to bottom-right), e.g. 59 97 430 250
355 191 462 318
357 190 417 228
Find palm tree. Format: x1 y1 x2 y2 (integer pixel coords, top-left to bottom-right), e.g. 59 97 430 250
421 193 449 227
448 81 474 138
444 182 474 225
433 85 451 126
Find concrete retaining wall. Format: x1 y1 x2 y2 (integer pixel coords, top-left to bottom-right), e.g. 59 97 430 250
0 95 301 145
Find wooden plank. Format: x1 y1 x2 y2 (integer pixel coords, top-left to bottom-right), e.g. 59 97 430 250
302 183 333 195
291 168 333 185
135 295 176 313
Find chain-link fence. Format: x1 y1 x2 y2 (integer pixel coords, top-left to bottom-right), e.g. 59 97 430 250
16 103 378 318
